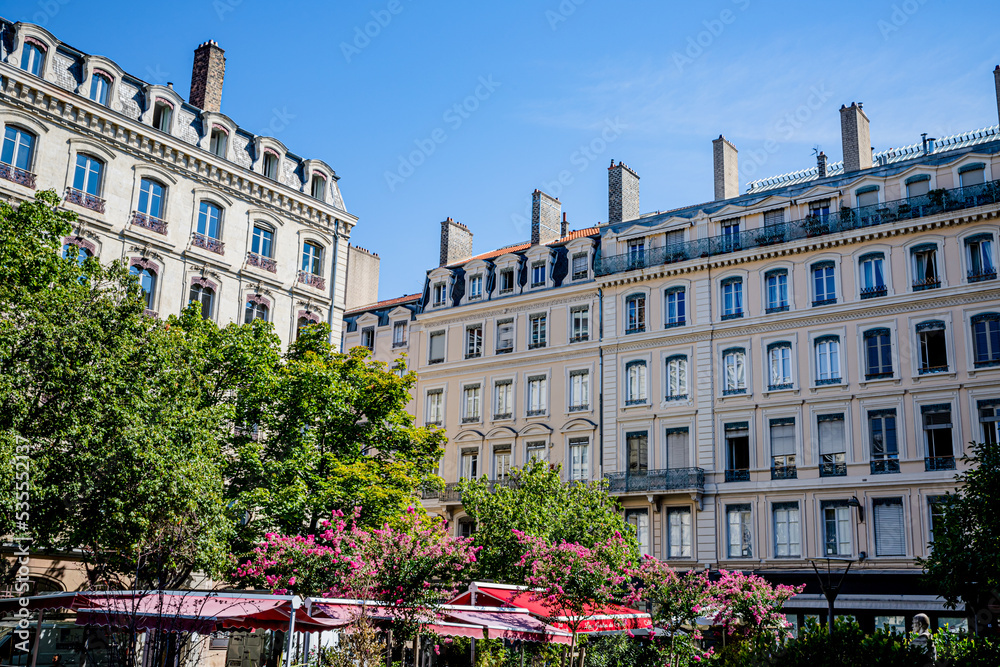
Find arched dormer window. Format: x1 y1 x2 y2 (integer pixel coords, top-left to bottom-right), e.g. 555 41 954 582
152 99 173 133
262 150 279 180
21 40 45 77
310 173 327 201
209 125 228 158
89 71 111 106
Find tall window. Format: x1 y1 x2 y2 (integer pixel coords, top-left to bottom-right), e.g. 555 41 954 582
767 343 793 390
570 306 589 342
822 500 852 556
626 509 650 557
262 152 279 180
73 154 103 196
2 126 35 171
770 418 796 478
765 270 789 313
432 282 446 306
665 355 688 400
63 243 92 267
723 348 746 394
189 283 215 320
625 361 647 405
809 199 831 220
569 370 589 411
818 414 847 477
724 422 750 482
251 223 275 258
966 234 997 282
626 431 648 473
873 498 905 557
392 321 407 347
129 265 156 310
21 43 45 76
89 73 110 105
465 325 483 359
527 375 547 416
526 441 547 463
773 502 800 558
815 336 841 384
137 178 165 219
197 202 222 239
911 244 940 290
869 409 899 474
494 380 512 419
572 253 588 280
531 261 546 287
665 287 686 327
468 274 483 300
917 321 948 374
426 390 443 425
462 384 481 423
667 507 692 559
859 253 887 298
627 238 645 265
812 262 836 305
625 294 646 333
922 404 954 470
498 268 515 294
360 326 374 351
310 174 326 200
979 399 1000 446
727 504 752 558
720 219 741 251
864 328 893 379
569 438 589 481
665 428 690 468
460 449 478 480
496 319 514 353
529 314 547 349
428 331 445 364
152 101 172 133
209 128 228 158
972 313 1000 367
302 241 323 275
245 299 269 324
721 278 743 319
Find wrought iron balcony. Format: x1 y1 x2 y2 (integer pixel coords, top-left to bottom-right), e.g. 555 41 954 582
870 458 900 475
968 269 997 283
247 251 277 273
192 232 224 255
918 364 949 375
297 270 326 291
925 455 956 471
0 162 36 189
912 276 941 291
771 465 798 480
725 469 750 482
604 467 705 494
130 211 167 235
860 285 887 299
594 179 1000 277
819 462 847 477
392 340 408 348
65 187 105 213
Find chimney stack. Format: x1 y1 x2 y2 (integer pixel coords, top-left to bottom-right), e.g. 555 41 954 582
560 212 569 238
840 102 872 173
189 40 226 112
531 190 561 245
712 135 739 201
608 160 640 224
817 151 828 178
439 217 473 267
994 65 1000 126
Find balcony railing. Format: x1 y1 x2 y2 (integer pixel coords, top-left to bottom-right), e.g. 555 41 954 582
422 479 520 503
725 469 750 482
925 455 956 471
130 211 167 235
392 340 408 348
604 468 705 494
819 462 847 477
870 458 900 475
0 162 36 189
968 269 997 283
65 188 105 213
297 270 326 291
594 179 1000 277
860 285 887 299
192 232 224 255
247 251 277 273
912 276 941 291
771 465 798 480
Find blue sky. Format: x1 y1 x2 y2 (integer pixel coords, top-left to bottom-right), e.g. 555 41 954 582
6 0 999 299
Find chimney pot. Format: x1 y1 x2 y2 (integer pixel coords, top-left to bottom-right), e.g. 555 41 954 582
189 40 226 112
532 190 561 245
560 211 569 238
712 136 739 201
840 102 872 173
817 151 828 178
608 161 640 223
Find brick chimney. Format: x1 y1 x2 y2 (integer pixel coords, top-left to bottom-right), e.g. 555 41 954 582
712 135 739 201
531 190 561 245
439 217 473 266
560 212 569 238
189 40 226 112
608 160 640 224
994 65 1000 126
840 102 872 173
817 151 828 178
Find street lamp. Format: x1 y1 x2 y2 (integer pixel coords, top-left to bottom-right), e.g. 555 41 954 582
808 557 854 633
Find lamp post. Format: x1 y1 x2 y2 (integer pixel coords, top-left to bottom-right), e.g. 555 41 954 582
808 557 854 633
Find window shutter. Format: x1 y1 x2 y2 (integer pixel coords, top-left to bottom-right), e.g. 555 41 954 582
764 209 785 226
497 320 514 348
818 415 846 454
666 428 690 468
874 499 905 556
770 420 795 456
429 332 445 360
665 229 684 246
572 253 588 276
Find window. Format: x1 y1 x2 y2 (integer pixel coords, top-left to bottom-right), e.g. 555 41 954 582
960 164 986 188
625 294 646 333
89 73 110 106
392 321 407 347
859 252 887 298
129 265 156 310
626 509 650 557
667 508 692 559
873 498 905 556
626 431 648 473
468 274 483 300
665 288 686 327
972 313 1000 367
764 209 785 226
494 380 512 419
572 252 588 280
727 504 752 558
721 278 743 319
725 422 750 482
765 270 789 313
625 360 647 405
665 428 689 468
815 336 841 384
856 186 879 208
251 223 274 258
527 375 547 416
922 404 954 470
73 154 103 196
966 234 997 282
770 418 796 479
906 175 930 198
928 496 945 545
808 199 831 220
63 243 91 268
432 282 446 306
665 229 684 248
874 616 906 634
569 370 589 411
262 152 279 180
189 283 215 320
911 244 940 290
460 449 478 480
360 326 375 351
569 438 589 481
428 331 445 364
209 128 228 158
458 518 475 539
465 325 483 359
526 441 547 463
818 414 847 477
137 179 165 220
245 299 269 324
462 384 481 423
529 314 547 349
773 502 800 558
570 306 589 342
531 261 546 287
916 321 948 374
2 126 35 171
665 355 688 400
496 319 514 353
869 409 899 474
22 43 45 76
426 390 443 425
822 500 852 556
152 101 172 133
499 268 515 294
812 262 836 306
310 174 326 200
864 328 893 379
723 348 746 395
302 241 323 275
720 219 741 251
979 399 1000 446
767 343 793 390
627 238 645 264
197 202 222 240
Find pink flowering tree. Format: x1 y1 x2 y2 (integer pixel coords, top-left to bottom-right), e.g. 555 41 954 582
709 569 803 643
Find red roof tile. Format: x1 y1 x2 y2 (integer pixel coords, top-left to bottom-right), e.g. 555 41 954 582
447 227 600 267
345 292 421 315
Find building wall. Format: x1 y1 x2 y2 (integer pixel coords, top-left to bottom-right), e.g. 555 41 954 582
345 244 381 311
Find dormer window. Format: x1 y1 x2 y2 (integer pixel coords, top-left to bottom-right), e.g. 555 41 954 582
310 174 326 200
210 128 228 158
468 274 483 300
906 175 930 198
433 282 446 307
262 152 279 180
499 268 515 294
152 101 172 133
89 73 111 106
531 261 546 287
572 253 588 280
21 42 45 77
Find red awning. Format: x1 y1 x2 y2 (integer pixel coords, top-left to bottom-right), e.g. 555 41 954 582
441 608 572 644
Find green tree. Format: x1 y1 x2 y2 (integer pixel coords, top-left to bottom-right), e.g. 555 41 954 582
458 460 637 583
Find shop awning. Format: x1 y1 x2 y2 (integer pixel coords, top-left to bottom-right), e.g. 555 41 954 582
440 607 572 644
